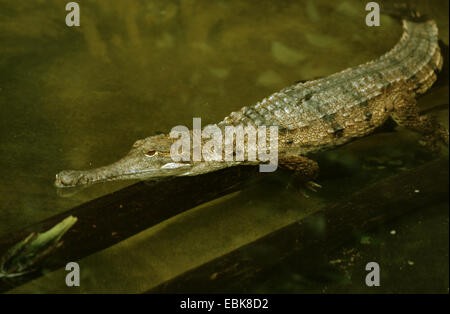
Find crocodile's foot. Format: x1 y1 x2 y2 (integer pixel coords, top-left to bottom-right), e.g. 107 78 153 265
418 123 449 153
286 179 322 198
297 180 322 198
279 154 321 198
391 97 449 154
306 181 322 192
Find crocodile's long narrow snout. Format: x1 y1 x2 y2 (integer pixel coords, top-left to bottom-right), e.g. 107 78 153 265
54 155 183 188
54 160 188 188
54 134 196 188
54 166 136 188
55 170 91 187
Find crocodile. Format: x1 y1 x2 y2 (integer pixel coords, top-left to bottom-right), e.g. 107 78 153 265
55 16 448 188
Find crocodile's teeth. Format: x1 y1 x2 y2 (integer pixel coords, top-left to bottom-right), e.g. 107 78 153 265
160 163 191 169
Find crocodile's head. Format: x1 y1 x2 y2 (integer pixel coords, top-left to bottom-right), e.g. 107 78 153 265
55 134 200 188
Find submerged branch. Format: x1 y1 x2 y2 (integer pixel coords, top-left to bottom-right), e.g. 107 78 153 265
0 216 77 278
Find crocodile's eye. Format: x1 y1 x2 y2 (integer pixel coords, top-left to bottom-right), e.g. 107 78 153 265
145 150 157 157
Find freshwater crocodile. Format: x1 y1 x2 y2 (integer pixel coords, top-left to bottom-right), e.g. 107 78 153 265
55 17 448 188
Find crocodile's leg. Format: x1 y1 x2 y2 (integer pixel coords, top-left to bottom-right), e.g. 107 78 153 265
279 154 321 195
391 94 449 152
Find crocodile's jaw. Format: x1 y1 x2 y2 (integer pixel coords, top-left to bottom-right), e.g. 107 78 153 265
54 159 237 188
55 166 175 188
54 142 239 188
54 155 195 188
54 131 249 188
54 133 194 188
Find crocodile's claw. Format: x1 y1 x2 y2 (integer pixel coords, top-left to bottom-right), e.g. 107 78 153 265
297 180 322 198
418 126 449 153
287 179 322 198
305 181 322 192
0 216 77 278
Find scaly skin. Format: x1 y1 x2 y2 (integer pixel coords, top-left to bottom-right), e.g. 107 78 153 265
55 19 448 188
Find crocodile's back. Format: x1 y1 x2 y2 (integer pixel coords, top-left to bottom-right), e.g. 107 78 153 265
220 19 442 154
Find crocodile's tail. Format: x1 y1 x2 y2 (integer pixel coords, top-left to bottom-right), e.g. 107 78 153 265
403 19 444 95
380 1 444 94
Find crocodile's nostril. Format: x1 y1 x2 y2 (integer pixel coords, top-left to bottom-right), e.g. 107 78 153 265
55 170 82 187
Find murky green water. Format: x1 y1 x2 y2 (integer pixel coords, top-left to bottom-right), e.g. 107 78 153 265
0 0 448 293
